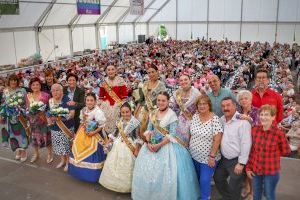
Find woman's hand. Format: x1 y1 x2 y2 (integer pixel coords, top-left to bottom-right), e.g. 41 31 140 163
134 148 140 157
87 131 97 136
67 101 76 106
151 144 161 152
207 157 216 168
246 171 255 179
147 143 154 152
239 114 251 121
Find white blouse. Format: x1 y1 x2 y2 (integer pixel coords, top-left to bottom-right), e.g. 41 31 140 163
189 114 223 164
80 106 106 128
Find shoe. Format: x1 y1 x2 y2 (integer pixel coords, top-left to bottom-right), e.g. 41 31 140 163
20 155 27 162
30 154 39 163
63 163 68 172
56 161 65 169
46 154 54 164
15 154 21 160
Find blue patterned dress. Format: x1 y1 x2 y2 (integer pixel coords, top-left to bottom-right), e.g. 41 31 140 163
132 108 200 200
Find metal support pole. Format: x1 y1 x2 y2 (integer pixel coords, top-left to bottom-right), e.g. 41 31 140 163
133 23 136 42
175 0 178 39
275 0 280 43
95 24 100 49
146 23 150 38
12 31 18 65
69 27 74 56
240 0 244 42
207 0 210 40
116 24 119 43
35 29 41 54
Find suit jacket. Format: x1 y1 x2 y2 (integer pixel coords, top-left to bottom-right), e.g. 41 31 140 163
63 86 85 130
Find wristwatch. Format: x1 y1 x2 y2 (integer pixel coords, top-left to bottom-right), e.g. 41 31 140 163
239 163 245 166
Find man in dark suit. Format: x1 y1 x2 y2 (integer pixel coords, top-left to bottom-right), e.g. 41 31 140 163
63 73 85 132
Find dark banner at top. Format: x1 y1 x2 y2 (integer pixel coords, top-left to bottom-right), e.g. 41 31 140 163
77 0 101 15
0 0 19 15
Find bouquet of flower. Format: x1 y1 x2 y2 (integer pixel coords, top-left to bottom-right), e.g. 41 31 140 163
7 92 24 108
29 101 46 115
49 107 69 117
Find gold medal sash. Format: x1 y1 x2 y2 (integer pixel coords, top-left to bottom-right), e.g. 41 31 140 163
117 121 136 154
143 82 155 111
150 111 188 148
176 91 193 121
56 116 73 139
18 115 30 137
102 81 122 105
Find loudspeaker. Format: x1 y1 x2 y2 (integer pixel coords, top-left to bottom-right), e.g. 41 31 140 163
138 35 146 43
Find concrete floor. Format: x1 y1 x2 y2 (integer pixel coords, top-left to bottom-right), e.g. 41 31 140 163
0 146 299 200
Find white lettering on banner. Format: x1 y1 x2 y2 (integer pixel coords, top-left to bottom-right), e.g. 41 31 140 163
130 0 144 15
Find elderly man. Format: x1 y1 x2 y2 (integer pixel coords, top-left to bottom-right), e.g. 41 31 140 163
214 97 252 200
207 75 236 117
252 68 283 123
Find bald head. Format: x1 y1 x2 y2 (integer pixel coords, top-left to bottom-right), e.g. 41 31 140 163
208 75 221 93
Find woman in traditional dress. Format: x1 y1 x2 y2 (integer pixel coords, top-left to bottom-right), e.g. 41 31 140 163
170 73 201 147
132 91 200 200
99 65 128 136
68 92 107 182
26 77 52 163
100 102 142 193
134 65 166 134
1 74 29 162
47 84 75 172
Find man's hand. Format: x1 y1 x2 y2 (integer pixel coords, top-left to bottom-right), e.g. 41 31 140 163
234 163 244 175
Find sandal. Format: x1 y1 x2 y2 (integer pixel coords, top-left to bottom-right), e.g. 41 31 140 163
46 154 54 164
30 154 39 163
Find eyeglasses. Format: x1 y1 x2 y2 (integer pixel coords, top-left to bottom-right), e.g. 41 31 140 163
256 76 268 80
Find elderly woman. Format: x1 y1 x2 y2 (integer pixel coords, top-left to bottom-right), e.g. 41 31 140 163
246 105 291 200
237 90 259 126
237 89 260 199
47 84 75 171
26 77 52 163
1 74 28 162
189 95 223 200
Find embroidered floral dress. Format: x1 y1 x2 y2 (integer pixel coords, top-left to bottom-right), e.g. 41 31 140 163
100 116 142 192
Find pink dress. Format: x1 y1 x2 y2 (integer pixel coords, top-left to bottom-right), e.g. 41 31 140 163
27 92 51 148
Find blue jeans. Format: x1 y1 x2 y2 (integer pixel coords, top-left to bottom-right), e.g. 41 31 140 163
252 173 280 200
193 159 217 200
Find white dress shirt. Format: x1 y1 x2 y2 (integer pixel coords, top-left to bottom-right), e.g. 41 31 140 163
220 112 252 165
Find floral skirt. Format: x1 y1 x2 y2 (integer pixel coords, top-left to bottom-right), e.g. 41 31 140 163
30 122 51 148
50 129 72 156
7 116 29 151
0 120 8 146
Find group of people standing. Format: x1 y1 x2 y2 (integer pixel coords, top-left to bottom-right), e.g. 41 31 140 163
0 63 291 200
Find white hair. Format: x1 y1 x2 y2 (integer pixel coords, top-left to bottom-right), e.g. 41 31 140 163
237 90 252 102
51 83 63 92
